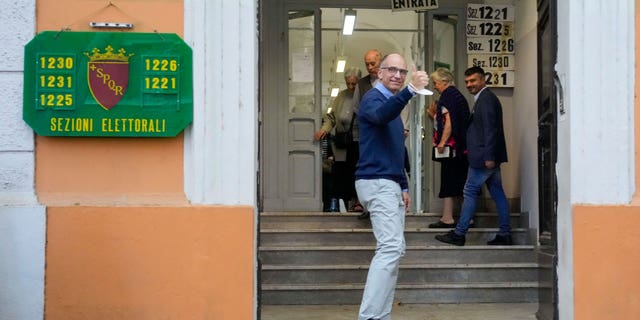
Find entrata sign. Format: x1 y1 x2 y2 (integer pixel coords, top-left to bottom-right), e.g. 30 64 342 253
391 0 439 12
23 31 193 137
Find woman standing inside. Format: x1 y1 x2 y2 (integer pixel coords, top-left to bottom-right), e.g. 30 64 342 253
427 68 470 228
314 67 362 211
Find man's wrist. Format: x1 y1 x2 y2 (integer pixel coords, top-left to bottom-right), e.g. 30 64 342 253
407 83 418 95
402 189 409 193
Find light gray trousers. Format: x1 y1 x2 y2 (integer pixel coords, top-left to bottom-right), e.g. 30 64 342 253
356 179 406 320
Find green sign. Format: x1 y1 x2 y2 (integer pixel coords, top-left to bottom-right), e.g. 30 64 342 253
23 31 193 137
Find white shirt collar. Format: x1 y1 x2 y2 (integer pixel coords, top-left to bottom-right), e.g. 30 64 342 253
474 86 487 101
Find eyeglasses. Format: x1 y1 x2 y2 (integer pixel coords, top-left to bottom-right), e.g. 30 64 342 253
381 66 409 76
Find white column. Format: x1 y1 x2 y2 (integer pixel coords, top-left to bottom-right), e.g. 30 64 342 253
0 1 46 319
184 0 258 205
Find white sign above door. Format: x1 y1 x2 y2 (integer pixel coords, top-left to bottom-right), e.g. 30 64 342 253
391 0 439 12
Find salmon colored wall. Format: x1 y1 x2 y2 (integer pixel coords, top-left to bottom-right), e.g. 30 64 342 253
36 1 184 35
45 206 254 320
573 206 640 319
36 136 186 205
36 0 186 204
573 8 640 319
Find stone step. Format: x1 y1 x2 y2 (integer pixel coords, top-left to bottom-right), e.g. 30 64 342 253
259 245 537 265
261 282 540 304
261 262 539 284
259 227 532 246
258 211 538 305
260 212 526 229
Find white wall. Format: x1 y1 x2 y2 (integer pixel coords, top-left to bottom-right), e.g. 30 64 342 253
562 1 635 205
556 1 635 319
0 0 38 206
513 0 539 232
0 207 45 320
184 0 258 205
0 1 46 319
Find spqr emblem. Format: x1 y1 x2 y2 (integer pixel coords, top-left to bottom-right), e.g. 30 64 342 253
85 45 134 110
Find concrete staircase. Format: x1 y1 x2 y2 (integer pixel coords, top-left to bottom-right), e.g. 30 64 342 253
259 211 539 305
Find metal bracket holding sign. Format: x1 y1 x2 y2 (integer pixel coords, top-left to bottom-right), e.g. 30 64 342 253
466 4 515 88
23 31 193 137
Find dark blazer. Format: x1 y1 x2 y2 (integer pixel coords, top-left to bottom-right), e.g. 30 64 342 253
356 75 374 99
466 88 508 168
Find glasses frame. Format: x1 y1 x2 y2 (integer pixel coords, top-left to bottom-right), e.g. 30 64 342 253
381 66 409 76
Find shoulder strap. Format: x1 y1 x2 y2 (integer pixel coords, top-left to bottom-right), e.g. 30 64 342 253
347 111 356 133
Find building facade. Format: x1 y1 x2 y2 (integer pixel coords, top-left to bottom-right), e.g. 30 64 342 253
0 0 638 319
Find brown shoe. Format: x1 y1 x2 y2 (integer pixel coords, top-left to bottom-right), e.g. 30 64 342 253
350 203 364 212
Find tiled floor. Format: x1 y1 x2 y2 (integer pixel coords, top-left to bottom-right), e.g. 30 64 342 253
261 303 538 320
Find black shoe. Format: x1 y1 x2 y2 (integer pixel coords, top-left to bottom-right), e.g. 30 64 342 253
487 234 513 245
357 211 370 220
435 230 465 246
429 220 456 228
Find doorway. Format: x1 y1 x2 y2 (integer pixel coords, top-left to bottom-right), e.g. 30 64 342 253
260 0 469 213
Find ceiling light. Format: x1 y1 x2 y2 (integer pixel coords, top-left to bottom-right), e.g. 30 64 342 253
335 57 347 73
330 87 340 97
342 9 356 35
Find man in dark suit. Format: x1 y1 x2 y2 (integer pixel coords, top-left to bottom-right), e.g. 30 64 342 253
435 66 512 246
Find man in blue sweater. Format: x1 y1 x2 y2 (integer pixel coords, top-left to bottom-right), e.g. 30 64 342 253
355 53 429 320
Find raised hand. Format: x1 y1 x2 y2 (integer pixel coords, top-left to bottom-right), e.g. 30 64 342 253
409 64 429 90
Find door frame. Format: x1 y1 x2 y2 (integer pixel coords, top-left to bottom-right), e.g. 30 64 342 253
260 0 438 212
536 0 559 318
259 0 494 214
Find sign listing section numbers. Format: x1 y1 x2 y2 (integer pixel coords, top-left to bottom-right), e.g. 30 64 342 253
467 54 515 70
466 4 515 88
466 3 515 21
467 37 514 54
466 21 514 37
23 31 193 137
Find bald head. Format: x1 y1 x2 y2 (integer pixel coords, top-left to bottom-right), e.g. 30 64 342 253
377 53 407 93
363 49 382 77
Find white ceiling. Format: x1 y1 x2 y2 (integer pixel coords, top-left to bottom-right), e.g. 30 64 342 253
321 8 421 87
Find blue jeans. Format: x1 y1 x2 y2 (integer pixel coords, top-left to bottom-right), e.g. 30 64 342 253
455 166 511 236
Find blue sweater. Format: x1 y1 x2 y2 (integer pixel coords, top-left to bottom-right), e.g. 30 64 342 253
355 82 414 190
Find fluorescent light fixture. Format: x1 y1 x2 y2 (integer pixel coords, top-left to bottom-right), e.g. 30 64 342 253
330 87 340 97
342 9 356 35
335 58 347 73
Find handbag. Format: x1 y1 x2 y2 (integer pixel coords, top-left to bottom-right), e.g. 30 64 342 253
332 112 355 149
332 131 351 149
432 145 456 162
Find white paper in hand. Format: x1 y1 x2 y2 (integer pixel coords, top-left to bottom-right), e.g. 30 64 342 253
434 146 455 158
415 88 434 95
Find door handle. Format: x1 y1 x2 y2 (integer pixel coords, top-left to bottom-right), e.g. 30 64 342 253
553 74 565 116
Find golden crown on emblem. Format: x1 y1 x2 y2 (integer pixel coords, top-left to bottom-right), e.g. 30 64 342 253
84 45 134 62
